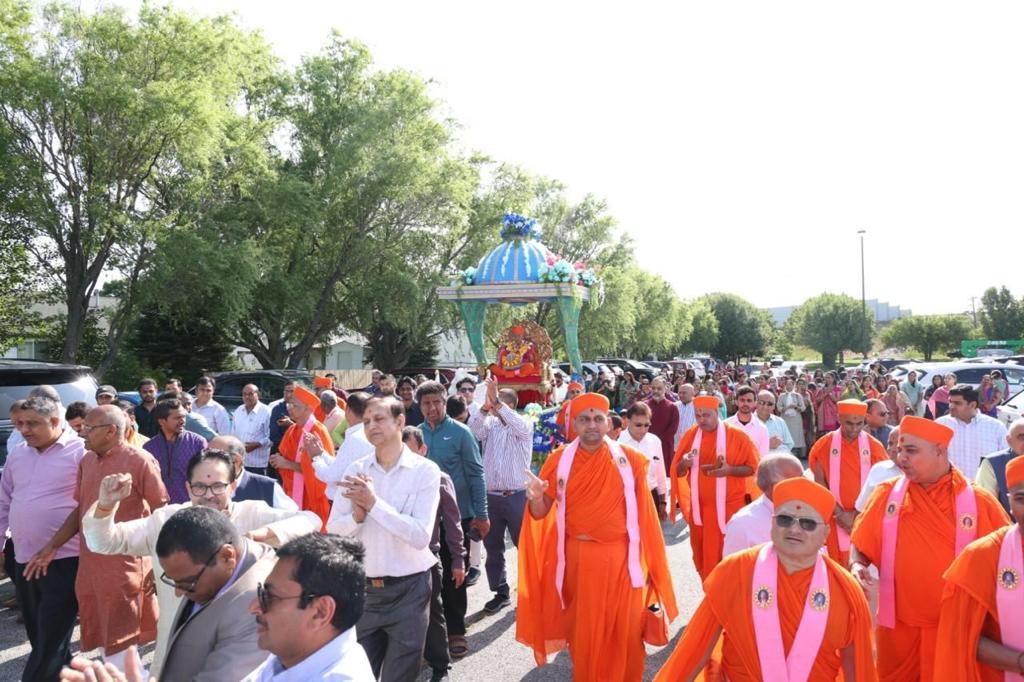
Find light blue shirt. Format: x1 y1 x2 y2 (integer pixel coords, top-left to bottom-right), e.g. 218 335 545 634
757 413 794 453
241 628 374 681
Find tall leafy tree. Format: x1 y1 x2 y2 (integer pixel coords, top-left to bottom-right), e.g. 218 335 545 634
787 293 873 368
978 286 1024 339
0 1 275 371
881 314 972 361
678 298 720 355
702 293 771 361
130 306 239 382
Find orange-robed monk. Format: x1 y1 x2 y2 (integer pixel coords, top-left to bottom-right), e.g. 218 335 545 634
936 454 1024 680
850 416 1010 682
808 399 888 566
671 394 760 580
656 478 877 682
271 386 333 529
517 392 677 681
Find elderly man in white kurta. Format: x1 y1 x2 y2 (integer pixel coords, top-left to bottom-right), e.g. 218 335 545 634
81 449 319 679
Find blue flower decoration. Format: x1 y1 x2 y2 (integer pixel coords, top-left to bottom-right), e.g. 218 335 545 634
500 213 542 240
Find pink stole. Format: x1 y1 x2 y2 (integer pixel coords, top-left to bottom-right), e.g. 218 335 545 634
827 430 870 551
751 544 830 682
554 436 643 608
996 525 1024 682
689 423 727 530
289 416 316 508
878 476 978 628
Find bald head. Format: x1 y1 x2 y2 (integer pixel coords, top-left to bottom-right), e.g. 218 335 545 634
90 404 127 434
755 390 777 420
756 453 805 500
678 383 695 403
1007 419 1024 457
209 434 246 460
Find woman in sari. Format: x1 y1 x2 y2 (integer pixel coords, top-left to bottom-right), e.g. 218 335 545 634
861 374 880 400
978 373 1001 417
620 371 640 408
778 377 807 458
882 384 905 425
814 372 840 437
923 374 943 419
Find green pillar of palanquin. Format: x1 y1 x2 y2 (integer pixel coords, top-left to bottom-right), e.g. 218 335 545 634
555 295 584 377
458 299 489 374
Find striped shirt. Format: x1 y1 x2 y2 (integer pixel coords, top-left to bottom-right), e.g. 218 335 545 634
673 400 696 451
469 403 534 492
936 413 1008 479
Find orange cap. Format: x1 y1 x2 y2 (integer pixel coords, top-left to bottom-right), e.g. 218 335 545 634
572 392 610 415
313 376 332 388
837 399 867 416
567 382 585 392
693 395 719 410
1006 454 1024 489
773 478 835 523
899 415 954 447
294 386 320 410
510 325 526 335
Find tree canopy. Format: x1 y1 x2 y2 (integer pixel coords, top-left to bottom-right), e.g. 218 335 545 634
881 314 973 361
786 293 872 368
979 286 1024 340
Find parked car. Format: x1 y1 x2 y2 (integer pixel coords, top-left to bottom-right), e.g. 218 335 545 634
598 358 658 381
855 357 918 372
0 359 98 473
390 367 480 387
556 362 614 383
996 388 1024 429
200 370 316 412
889 362 1024 394
671 359 708 381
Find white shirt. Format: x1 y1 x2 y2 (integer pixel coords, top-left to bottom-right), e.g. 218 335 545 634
726 414 771 456
233 402 273 468
673 400 696 451
756 413 794 454
618 430 667 495
936 413 1008 479
551 383 568 404
854 460 901 512
82 498 320 678
723 495 774 557
194 399 232 435
468 403 534 492
241 628 374 682
326 446 440 577
313 423 374 500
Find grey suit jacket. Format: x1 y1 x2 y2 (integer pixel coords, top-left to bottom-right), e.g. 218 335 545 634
160 538 276 681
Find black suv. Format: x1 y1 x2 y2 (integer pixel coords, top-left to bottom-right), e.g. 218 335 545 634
1 359 99 472
598 358 659 381
201 370 316 412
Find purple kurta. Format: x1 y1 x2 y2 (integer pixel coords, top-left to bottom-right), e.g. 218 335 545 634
142 430 207 503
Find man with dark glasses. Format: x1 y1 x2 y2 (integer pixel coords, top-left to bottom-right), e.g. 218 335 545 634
656 478 876 681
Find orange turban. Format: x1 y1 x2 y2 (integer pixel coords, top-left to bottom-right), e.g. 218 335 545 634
1007 454 1024 489
294 386 320 410
510 325 526 335
773 478 836 523
837 399 867 416
572 392 610 415
693 395 719 410
899 415 954 447
313 376 332 388
567 382 585 392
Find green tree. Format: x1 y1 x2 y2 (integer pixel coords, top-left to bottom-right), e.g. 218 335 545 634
630 272 689 358
978 286 1024 339
881 314 973 361
678 298 719 354
0 1 275 370
0 227 44 353
41 311 108 369
130 306 240 382
702 293 771 361
787 293 873 368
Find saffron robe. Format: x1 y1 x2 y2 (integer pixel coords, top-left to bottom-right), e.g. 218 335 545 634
516 441 677 681
936 525 1023 681
555 401 577 444
74 444 168 652
670 423 760 580
278 419 334 529
654 544 877 681
807 431 888 565
850 469 1009 681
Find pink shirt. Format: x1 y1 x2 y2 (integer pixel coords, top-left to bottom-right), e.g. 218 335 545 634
0 428 86 563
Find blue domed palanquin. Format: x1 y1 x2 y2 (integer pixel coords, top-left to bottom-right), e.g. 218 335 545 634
437 214 600 406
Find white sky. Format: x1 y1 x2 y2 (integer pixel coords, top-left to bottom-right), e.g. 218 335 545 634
98 0 1024 315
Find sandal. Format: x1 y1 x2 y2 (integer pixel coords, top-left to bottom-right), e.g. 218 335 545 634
448 634 468 659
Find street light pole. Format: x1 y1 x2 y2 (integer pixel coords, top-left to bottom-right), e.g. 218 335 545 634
858 229 867 358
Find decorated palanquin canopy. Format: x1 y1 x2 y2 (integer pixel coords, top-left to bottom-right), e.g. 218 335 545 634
436 213 599 377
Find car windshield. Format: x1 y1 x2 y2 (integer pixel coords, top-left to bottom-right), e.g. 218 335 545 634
0 370 98 416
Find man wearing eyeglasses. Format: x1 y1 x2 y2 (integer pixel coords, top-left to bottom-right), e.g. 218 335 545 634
243 534 374 681
151 505 277 681
618 401 668 520
656 478 876 681
28 405 168 675
865 398 892 445
81 448 320 679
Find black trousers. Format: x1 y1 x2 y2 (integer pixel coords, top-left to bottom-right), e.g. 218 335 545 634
357 570 431 682
439 518 472 636
12 555 79 682
423 558 450 672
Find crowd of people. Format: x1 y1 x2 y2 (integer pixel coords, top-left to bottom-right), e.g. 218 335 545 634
0 360 1022 681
